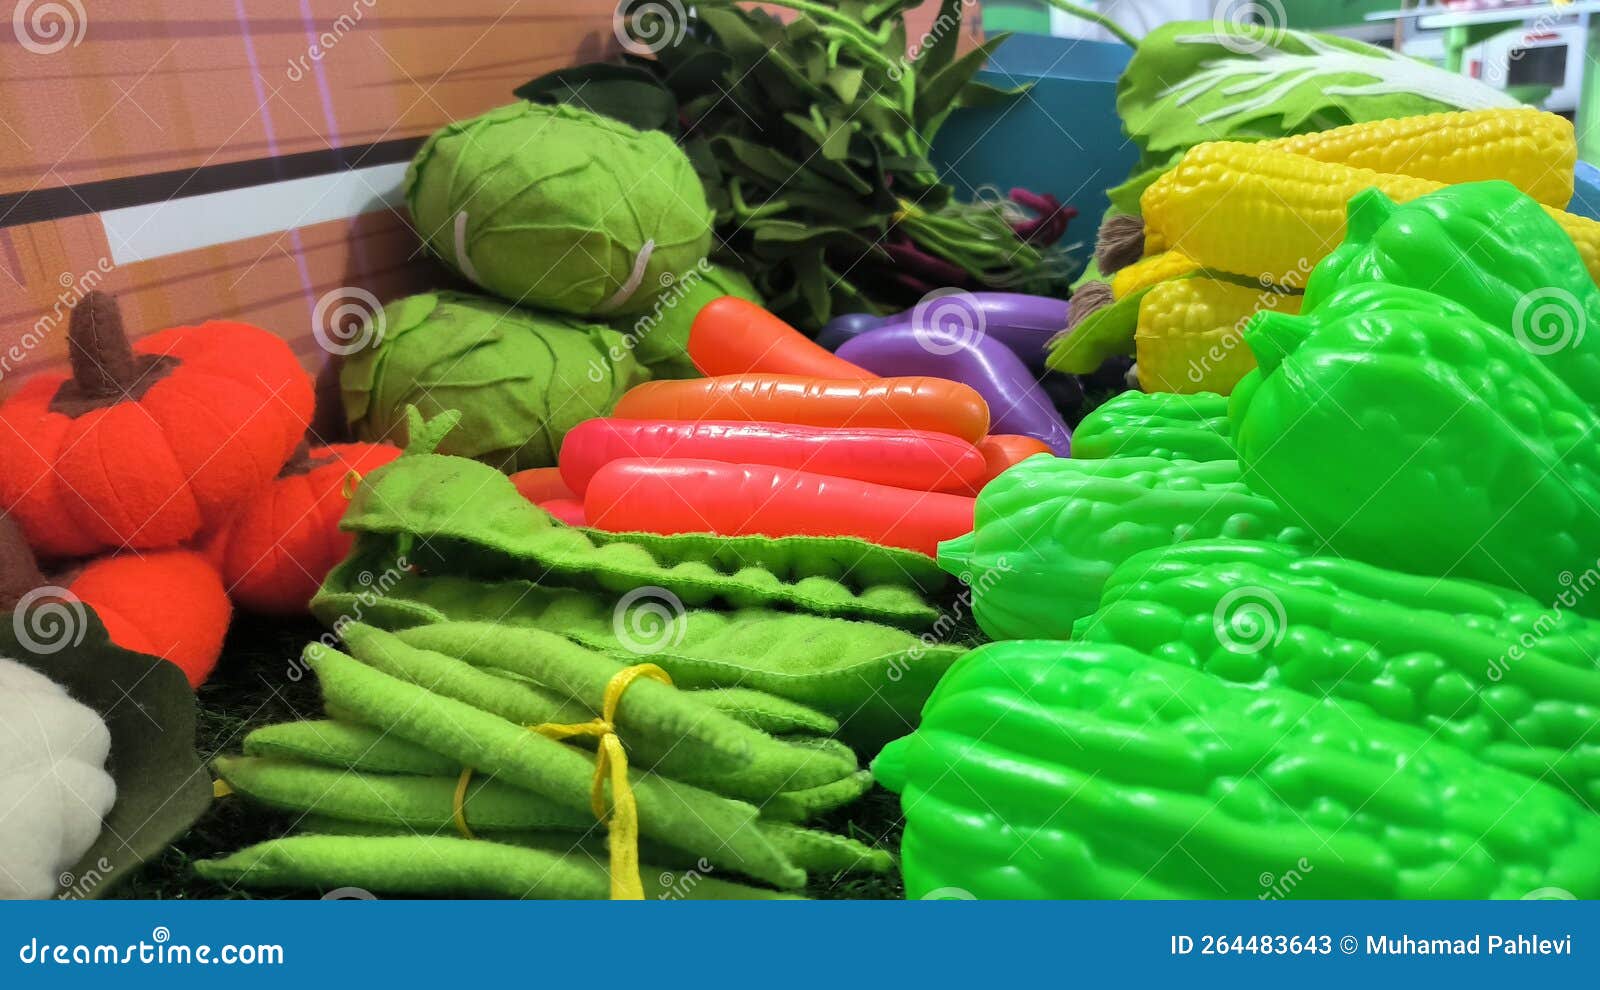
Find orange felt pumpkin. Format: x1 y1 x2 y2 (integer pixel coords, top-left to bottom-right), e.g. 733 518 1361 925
0 291 314 558
203 439 401 615
1 516 231 688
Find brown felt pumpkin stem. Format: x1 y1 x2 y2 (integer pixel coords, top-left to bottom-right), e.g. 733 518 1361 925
278 436 337 478
69 291 139 398
0 515 48 611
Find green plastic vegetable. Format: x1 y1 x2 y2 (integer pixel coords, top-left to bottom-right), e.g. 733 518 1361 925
937 455 1310 640
1233 280 1600 615
340 292 642 470
406 102 712 317
1047 283 1148 374
1306 182 1600 406
873 640 1600 899
1072 389 1232 461
1078 539 1600 805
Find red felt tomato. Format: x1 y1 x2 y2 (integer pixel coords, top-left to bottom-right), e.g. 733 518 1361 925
0 291 313 557
203 440 401 615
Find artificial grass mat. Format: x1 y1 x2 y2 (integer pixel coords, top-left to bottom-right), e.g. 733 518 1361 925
108 613 906 900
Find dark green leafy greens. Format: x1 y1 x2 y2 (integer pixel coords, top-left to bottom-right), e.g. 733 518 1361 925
518 0 1072 329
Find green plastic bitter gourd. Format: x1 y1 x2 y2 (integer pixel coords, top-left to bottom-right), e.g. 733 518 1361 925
1232 280 1600 615
936 455 1310 640
1076 539 1600 806
1071 389 1233 462
873 640 1600 899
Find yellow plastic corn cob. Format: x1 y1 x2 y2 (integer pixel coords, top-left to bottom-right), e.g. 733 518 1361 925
1135 277 1302 395
1110 250 1201 299
1143 142 1600 288
1262 107 1575 208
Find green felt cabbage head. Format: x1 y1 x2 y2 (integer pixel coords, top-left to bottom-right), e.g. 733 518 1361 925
406 101 713 317
340 291 643 470
619 260 762 379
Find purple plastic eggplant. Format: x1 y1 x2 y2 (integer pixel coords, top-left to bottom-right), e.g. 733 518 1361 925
837 323 1072 456
816 312 889 351
821 293 1069 370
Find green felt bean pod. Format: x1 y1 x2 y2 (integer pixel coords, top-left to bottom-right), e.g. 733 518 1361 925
197 835 802 900
303 643 805 888
386 622 859 797
243 719 460 776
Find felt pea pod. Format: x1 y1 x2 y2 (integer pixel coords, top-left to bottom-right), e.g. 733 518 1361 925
821 293 1071 370
302 643 804 888
378 623 859 797
197 835 798 901
342 623 857 801
244 718 873 825
837 323 1072 455
315 534 969 750
687 688 838 736
244 720 460 776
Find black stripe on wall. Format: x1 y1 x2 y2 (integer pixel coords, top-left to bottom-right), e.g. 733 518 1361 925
0 136 426 230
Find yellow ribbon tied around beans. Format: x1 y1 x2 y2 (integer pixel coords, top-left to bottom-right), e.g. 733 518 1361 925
453 662 673 900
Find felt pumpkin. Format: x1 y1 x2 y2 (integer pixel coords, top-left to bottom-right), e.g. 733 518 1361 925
1 516 232 688
203 440 401 615
0 291 314 558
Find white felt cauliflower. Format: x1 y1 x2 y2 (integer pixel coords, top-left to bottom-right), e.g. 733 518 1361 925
0 658 116 899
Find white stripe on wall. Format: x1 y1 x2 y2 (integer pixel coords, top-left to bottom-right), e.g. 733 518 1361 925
99 162 409 266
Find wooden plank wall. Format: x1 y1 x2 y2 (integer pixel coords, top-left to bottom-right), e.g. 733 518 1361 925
0 0 981 394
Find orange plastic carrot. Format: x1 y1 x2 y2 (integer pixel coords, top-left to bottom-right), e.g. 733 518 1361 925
688 297 873 379
584 458 975 556
960 434 1053 494
509 467 575 503
613 375 990 443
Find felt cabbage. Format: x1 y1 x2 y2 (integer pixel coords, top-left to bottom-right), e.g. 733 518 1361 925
0 659 115 900
407 101 712 317
340 292 643 470
622 261 762 379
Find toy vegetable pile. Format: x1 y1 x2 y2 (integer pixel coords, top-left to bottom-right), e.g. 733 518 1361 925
549 296 1074 554
1057 102 1588 395
882 179 1600 899
0 291 399 684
